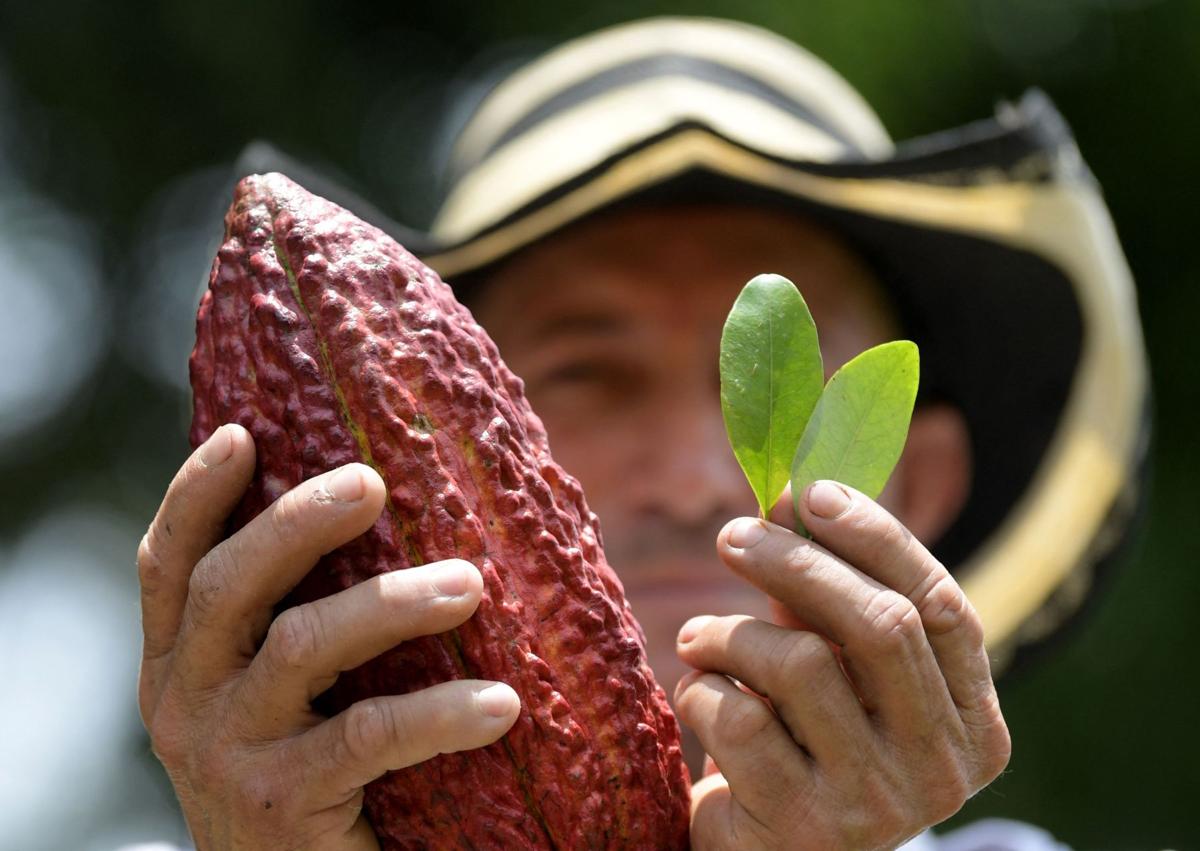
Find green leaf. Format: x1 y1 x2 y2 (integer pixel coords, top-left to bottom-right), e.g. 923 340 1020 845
790 340 920 534
720 274 824 518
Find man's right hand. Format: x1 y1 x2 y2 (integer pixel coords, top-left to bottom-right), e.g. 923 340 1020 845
136 423 521 850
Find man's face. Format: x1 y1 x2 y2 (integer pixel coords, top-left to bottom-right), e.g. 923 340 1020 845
471 204 899 697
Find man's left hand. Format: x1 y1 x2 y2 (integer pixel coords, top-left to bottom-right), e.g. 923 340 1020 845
674 480 1011 850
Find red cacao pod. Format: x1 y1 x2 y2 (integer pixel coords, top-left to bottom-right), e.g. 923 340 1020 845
188 173 691 849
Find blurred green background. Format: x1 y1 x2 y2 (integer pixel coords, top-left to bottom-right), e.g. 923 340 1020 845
0 1 1195 848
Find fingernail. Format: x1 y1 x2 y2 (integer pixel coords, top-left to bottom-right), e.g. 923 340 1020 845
327 465 366 502
727 517 768 549
477 683 519 718
431 560 474 598
199 424 235 468
677 615 713 645
807 481 852 519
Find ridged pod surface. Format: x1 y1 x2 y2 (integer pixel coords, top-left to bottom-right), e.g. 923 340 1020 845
188 173 691 849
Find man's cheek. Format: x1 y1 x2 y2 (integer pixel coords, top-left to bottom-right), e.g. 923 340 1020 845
543 441 640 538
531 411 620 487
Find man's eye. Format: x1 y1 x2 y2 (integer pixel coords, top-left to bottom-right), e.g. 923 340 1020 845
534 360 642 394
544 362 608 385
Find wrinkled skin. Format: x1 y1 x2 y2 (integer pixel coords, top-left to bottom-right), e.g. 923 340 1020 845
137 201 1008 850
137 431 522 850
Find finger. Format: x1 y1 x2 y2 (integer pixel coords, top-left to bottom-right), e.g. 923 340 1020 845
764 488 816 635
768 483 794 528
716 517 953 740
236 559 485 734
688 773 736 848
174 463 387 688
674 670 811 831
137 426 255 704
676 615 876 769
797 481 996 720
291 680 521 805
688 771 789 850
138 424 255 660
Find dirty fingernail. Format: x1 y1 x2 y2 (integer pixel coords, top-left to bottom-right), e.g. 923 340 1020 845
327 465 367 502
477 683 519 718
677 615 714 645
807 481 852 519
727 517 768 549
199 424 235 468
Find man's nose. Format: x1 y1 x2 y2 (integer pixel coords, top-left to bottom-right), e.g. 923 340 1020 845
627 387 752 526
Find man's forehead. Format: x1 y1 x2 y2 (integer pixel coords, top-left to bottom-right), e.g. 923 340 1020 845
474 202 898 336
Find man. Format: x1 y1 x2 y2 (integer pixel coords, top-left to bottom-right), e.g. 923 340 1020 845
135 17 1147 850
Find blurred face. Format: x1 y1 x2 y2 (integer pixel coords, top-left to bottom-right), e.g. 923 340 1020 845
472 204 901 696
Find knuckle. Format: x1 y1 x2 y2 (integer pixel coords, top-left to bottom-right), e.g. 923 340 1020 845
773 630 834 683
959 684 1012 785
267 606 324 671
342 699 405 765
781 541 823 578
720 693 776 750
974 711 1013 786
844 506 919 586
894 738 975 827
382 571 446 628
270 487 310 542
147 717 188 769
146 691 191 769
861 806 907 849
879 778 949 849
870 512 916 568
186 555 230 624
926 754 973 819
917 573 981 643
137 530 166 591
863 590 923 651
835 747 971 847
921 768 971 826
834 775 902 849
986 726 1013 781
